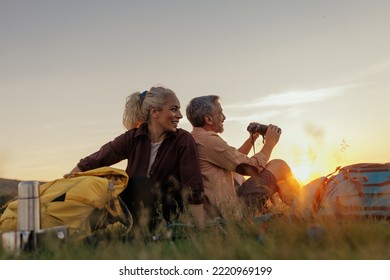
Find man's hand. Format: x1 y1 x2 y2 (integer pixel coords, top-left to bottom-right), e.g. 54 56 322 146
264 124 281 148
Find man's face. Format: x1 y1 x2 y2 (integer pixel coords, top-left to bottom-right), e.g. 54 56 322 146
210 101 226 133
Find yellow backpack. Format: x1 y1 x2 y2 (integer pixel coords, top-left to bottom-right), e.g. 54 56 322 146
0 167 131 239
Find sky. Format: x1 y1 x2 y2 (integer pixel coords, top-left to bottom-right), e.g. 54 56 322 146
1 0 389 183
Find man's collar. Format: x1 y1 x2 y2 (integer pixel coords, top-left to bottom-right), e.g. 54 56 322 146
191 126 217 135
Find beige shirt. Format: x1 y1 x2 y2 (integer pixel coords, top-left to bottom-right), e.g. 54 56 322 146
191 127 268 217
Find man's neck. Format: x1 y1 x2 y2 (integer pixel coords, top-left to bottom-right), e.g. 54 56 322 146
201 124 216 133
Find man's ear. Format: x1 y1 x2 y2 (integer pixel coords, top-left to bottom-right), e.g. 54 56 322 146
204 115 213 124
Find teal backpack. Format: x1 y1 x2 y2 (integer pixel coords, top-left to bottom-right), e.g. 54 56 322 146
296 163 390 218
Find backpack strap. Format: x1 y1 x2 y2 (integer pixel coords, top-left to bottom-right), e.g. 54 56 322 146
104 180 133 232
324 166 342 184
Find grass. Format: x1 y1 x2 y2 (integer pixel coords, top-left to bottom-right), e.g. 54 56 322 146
2 212 390 260
1 192 390 260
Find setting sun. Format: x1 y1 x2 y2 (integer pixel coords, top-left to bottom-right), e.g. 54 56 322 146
290 162 335 186
287 144 342 186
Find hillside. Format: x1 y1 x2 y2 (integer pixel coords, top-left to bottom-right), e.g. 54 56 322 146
0 178 19 197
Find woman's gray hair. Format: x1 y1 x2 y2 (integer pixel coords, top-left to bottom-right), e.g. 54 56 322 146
186 95 220 127
123 86 176 130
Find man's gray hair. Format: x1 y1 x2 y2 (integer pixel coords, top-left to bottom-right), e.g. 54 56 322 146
186 95 220 127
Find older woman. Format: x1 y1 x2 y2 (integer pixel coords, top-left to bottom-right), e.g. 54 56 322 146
67 86 205 231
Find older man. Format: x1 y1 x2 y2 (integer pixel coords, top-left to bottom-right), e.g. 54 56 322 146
186 95 300 219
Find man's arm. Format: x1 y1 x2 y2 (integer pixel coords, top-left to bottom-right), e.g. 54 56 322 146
237 132 260 155
235 124 281 176
256 124 281 160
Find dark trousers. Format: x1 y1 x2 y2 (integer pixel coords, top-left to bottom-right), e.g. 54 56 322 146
237 168 279 213
119 176 183 232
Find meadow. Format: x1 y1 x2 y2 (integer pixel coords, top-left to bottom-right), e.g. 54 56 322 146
1 205 390 260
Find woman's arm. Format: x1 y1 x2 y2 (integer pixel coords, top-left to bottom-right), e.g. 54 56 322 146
64 131 132 178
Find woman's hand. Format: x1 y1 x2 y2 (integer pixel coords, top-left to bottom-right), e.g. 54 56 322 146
63 166 82 178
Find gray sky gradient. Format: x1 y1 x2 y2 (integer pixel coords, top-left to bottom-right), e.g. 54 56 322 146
1 0 389 181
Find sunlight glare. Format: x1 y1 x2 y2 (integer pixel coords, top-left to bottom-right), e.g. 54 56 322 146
289 146 340 186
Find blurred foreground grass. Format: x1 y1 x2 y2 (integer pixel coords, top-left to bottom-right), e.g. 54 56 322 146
1 213 390 260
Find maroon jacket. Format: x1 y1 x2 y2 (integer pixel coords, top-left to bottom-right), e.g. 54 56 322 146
77 123 204 205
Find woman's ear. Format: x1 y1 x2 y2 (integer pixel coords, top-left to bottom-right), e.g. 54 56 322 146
150 106 159 119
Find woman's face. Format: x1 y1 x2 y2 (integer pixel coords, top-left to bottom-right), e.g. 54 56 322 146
154 94 183 132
